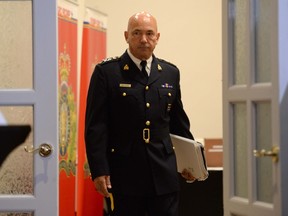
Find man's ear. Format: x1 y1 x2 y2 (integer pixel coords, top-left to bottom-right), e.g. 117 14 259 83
124 31 129 43
156 32 160 44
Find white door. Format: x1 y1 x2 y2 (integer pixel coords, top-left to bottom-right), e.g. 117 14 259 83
0 0 58 215
223 0 288 215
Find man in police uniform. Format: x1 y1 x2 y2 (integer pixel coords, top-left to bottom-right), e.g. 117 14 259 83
85 11 194 216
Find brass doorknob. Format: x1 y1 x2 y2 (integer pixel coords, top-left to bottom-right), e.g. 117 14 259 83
24 143 53 157
253 146 279 163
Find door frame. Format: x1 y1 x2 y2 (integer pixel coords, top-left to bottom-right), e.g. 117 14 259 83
0 0 58 215
277 0 288 214
222 0 288 215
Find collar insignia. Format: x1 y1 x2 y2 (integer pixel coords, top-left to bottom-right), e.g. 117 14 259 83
124 64 129 70
158 64 162 71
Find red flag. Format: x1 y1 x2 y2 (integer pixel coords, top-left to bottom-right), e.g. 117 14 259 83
77 8 107 216
58 2 78 215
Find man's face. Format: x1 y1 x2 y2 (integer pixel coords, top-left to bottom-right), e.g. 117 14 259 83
125 14 160 60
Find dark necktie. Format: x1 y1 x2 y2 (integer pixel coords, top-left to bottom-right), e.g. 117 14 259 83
140 60 148 78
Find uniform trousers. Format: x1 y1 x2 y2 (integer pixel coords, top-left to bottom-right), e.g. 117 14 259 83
111 191 179 216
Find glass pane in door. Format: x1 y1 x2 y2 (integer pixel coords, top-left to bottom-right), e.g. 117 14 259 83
254 0 272 83
233 103 248 198
230 0 249 85
255 102 272 203
0 106 33 195
0 1 33 89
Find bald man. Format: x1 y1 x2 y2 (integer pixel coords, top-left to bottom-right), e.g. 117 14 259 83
85 12 194 216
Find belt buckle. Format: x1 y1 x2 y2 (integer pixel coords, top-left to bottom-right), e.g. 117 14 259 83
143 128 150 143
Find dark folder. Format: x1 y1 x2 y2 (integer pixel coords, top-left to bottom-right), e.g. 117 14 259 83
0 125 31 166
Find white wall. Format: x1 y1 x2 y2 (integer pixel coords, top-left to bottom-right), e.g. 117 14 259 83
81 0 223 139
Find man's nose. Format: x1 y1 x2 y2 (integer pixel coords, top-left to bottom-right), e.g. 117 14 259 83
140 34 148 42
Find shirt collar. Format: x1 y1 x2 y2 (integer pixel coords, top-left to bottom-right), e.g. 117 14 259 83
127 49 152 73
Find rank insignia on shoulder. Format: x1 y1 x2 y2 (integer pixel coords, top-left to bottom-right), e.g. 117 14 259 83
157 64 162 71
158 58 177 68
123 64 129 70
100 56 119 64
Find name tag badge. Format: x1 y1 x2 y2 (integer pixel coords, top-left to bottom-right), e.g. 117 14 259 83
119 83 131 88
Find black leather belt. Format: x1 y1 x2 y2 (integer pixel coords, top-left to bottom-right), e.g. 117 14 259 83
143 127 169 143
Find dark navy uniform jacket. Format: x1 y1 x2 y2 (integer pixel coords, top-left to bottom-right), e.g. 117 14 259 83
85 51 193 196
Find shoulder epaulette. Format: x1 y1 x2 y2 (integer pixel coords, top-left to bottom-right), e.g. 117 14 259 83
157 58 177 68
99 56 120 65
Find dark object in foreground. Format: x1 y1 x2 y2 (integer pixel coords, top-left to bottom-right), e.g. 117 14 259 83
0 125 31 166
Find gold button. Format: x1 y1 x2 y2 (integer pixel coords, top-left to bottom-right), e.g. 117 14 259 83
122 92 127 96
146 121 150 126
146 103 150 108
168 92 172 97
145 86 149 90
111 148 115 152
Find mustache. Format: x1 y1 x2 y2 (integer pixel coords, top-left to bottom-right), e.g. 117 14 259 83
138 45 150 48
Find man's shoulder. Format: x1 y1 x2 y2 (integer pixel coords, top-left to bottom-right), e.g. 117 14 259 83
98 56 120 66
157 58 178 69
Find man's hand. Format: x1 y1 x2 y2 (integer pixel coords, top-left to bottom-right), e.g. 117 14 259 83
181 168 196 183
93 175 112 197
